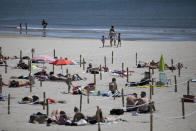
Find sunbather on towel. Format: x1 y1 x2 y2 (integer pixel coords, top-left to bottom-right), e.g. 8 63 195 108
8 80 30 87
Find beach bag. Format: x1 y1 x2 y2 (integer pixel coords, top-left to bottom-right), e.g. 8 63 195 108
110 109 124 115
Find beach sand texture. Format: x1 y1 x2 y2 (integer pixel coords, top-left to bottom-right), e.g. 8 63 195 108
0 35 196 131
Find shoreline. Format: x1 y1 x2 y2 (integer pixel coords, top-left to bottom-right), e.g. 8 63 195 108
1 26 196 41
1 32 196 42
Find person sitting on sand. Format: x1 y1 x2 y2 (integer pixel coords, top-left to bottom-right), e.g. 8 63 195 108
57 111 71 125
137 91 155 113
126 93 138 111
17 60 29 69
86 63 93 73
109 78 119 94
72 107 87 122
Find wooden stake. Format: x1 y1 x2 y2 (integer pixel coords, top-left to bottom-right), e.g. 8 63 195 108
187 80 190 95
100 65 102 80
30 75 32 93
122 88 124 107
31 48 34 58
80 55 82 67
136 52 138 66
126 67 129 82
104 56 106 68
29 60 32 73
87 88 90 104
5 61 7 74
94 74 96 84
43 92 46 110
20 50 22 61
150 103 153 131
52 64 54 73
8 94 10 114
80 94 82 112
113 88 116 100
97 106 101 131
178 67 181 77
66 68 68 75
0 75 2 94
122 62 124 77
40 80 42 87
112 51 114 64
171 59 174 72
149 67 151 78
53 49 56 58
150 84 152 99
0 47 2 60
174 75 177 92
152 68 154 74
46 99 49 116
83 58 85 70
152 78 154 95
181 98 185 119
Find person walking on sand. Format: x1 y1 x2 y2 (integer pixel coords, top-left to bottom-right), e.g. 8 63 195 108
109 26 116 47
117 33 121 47
101 35 106 47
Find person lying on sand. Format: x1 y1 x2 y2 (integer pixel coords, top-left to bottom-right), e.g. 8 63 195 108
57 73 86 81
20 96 66 104
7 80 30 87
3 56 18 60
73 106 125 124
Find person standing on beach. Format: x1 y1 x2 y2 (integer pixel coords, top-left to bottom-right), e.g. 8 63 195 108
117 33 121 47
42 19 48 29
19 23 22 34
101 35 106 47
42 19 47 37
109 26 116 47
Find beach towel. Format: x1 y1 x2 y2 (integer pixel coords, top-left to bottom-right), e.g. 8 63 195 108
136 85 166 88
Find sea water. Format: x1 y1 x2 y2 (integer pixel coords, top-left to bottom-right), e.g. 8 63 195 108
0 0 196 41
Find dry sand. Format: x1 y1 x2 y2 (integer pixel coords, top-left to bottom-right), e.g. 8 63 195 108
0 34 196 131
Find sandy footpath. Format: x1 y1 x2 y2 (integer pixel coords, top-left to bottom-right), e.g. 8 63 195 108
0 34 196 131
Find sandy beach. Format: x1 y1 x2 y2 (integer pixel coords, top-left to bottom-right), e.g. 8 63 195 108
0 34 196 131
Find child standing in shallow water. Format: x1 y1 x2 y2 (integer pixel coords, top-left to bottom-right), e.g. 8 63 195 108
101 35 105 47
117 33 121 47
